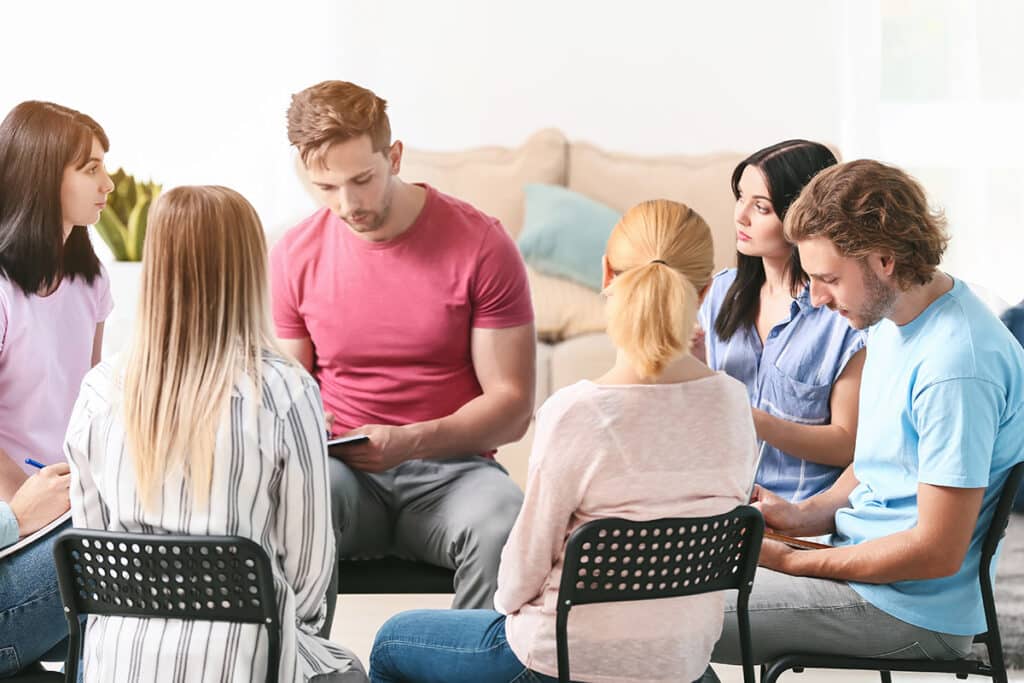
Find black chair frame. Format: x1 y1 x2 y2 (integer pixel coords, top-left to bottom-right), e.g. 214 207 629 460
761 461 1024 683
556 505 764 683
53 530 281 683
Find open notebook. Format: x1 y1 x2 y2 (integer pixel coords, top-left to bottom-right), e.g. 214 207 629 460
0 510 70 560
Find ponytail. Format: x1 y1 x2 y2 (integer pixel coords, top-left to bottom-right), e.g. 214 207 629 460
603 200 714 379
606 261 699 378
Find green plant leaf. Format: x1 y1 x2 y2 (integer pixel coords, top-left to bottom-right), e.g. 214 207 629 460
95 209 130 260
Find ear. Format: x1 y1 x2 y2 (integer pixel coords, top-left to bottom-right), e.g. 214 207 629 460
876 251 897 277
602 255 614 290
388 140 403 175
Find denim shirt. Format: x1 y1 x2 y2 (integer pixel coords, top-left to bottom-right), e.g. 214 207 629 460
699 269 866 501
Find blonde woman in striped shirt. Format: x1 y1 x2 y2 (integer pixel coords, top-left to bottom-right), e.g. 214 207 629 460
64 186 367 682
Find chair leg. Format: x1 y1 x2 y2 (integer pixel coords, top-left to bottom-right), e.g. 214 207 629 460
879 671 892 683
761 659 794 683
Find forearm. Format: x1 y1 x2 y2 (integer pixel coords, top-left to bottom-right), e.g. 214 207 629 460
401 389 532 460
0 448 27 501
779 527 959 583
754 409 854 467
785 466 859 536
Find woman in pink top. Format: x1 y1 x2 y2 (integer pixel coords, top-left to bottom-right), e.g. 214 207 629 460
0 101 114 677
369 200 758 683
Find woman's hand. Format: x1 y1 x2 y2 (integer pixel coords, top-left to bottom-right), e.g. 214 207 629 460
8 463 71 537
750 484 803 536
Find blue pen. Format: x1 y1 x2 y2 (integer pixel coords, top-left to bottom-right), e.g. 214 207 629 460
24 458 46 470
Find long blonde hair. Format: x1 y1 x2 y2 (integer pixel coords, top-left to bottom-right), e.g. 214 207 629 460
604 199 714 378
123 185 281 509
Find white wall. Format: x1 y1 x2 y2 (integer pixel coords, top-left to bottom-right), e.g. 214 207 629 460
2 0 847 235
328 1 846 155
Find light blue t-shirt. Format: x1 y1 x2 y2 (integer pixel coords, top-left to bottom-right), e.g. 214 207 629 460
699 269 865 501
833 278 1024 636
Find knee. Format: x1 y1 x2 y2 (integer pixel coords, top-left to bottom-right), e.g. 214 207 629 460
328 458 360 526
460 502 520 558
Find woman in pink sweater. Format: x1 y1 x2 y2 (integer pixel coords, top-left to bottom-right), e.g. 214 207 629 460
369 200 758 683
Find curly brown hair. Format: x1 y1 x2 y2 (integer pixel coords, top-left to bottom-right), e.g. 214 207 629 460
287 80 391 169
783 159 949 289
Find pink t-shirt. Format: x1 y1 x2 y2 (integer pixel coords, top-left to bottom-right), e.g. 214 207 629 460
0 267 112 474
270 184 533 436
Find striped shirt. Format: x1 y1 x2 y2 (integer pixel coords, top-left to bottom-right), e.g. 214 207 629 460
64 354 362 682
699 268 865 501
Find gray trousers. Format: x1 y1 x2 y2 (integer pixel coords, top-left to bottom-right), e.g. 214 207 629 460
323 455 524 628
710 568 973 670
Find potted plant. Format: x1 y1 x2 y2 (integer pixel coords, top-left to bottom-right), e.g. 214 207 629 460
95 168 161 261
93 169 161 357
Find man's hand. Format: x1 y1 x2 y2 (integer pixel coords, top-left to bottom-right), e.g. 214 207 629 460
756 537 799 572
324 411 336 435
9 463 71 537
330 425 415 473
750 484 803 535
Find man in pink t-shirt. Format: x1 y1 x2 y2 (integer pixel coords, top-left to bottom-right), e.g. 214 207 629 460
271 81 535 624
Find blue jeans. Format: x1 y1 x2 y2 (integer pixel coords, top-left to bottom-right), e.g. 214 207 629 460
370 609 564 683
0 521 70 677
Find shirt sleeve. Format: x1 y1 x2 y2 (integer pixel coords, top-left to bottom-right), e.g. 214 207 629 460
65 367 112 530
470 221 534 329
494 395 592 614
276 374 334 636
0 502 18 549
913 377 1003 489
94 264 114 323
270 240 310 340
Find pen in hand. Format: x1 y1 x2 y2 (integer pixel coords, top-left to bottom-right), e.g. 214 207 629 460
24 458 46 469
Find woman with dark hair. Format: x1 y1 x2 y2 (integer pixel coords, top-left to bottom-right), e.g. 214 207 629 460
698 140 865 502
0 100 114 676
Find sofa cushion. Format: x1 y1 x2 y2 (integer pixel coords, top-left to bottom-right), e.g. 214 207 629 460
400 129 568 239
517 184 620 291
568 142 744 272
527 265 606 342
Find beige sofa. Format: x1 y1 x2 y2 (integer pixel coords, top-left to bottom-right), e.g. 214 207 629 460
399 129 745 487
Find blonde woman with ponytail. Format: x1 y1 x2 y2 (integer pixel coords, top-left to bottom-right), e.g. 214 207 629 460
368 200 758 683
63 186 367 683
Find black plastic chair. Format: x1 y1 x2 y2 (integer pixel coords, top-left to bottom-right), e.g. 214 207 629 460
52 530 281 683
556 505 765 683
761 460 1024 683
337 556 455 594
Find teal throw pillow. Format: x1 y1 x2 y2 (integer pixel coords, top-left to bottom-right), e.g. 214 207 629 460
516 184 621 292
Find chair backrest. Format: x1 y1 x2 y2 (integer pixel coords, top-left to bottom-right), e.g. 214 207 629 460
978 462 1024 642
53 530 281 683
556 505 764 683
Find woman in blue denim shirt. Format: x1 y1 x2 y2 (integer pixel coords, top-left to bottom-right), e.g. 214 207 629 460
698 140 866 502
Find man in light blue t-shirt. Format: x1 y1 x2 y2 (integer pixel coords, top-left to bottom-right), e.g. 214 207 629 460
707 159 1024 674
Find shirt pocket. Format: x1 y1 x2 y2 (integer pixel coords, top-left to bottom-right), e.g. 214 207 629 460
762 362 832 424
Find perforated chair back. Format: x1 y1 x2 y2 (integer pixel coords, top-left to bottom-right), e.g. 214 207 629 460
556 505 764 683
53 530 281 683
761 460 1024 683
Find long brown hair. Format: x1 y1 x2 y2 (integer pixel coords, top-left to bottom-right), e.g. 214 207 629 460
123 186 285 509
0 101 106 294
604 200 714 378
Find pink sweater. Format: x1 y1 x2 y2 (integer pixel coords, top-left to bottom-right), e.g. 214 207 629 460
495 376 758 683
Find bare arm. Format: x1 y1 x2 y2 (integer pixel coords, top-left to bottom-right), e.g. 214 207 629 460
754 464 860 537
338 323 536 471
766 483 984 583
0 447 28 501
753 348 865 467
278 336 315 373
91 322 104 367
